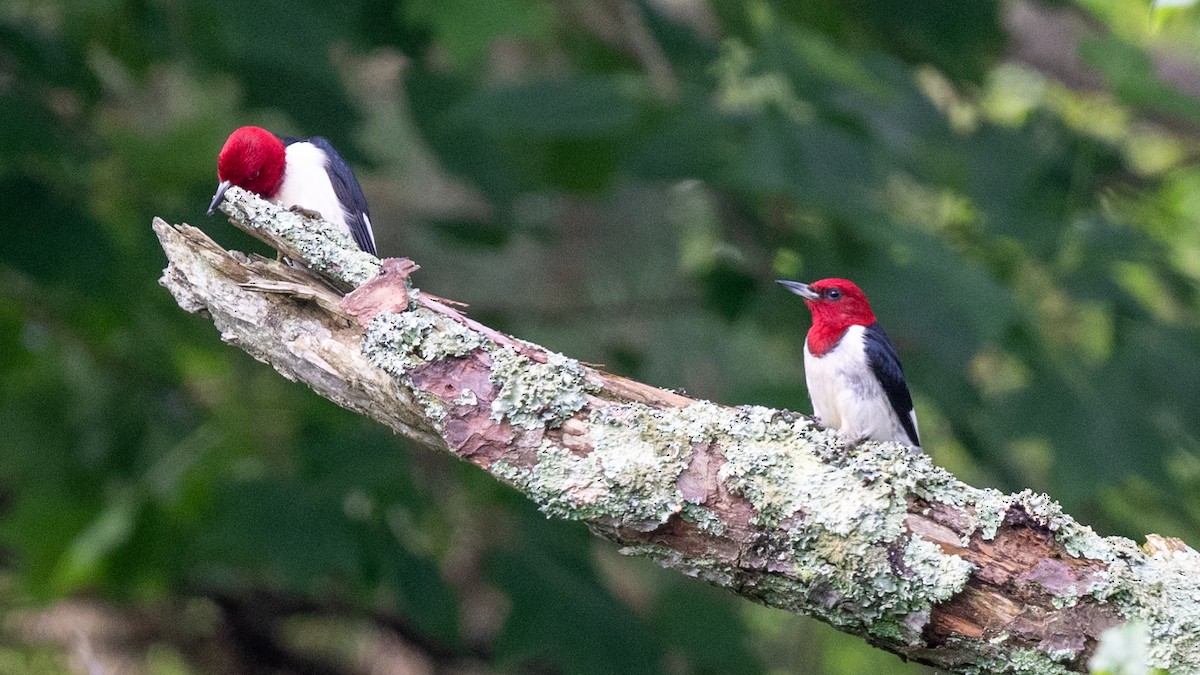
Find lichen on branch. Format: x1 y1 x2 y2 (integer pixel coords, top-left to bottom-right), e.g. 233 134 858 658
156 190 1200 674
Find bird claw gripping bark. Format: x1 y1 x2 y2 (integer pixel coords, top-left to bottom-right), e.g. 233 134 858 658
288 205 325 220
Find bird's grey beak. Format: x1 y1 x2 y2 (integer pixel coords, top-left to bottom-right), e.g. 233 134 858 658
207 180 232 216
777 280 819 300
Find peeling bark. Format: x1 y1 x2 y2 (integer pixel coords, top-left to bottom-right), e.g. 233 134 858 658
154 190 1200 674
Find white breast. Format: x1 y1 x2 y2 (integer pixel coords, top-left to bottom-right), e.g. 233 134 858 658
274 142 352 237
803 324 916 445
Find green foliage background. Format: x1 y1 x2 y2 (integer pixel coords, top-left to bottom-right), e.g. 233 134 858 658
3 0 1200 672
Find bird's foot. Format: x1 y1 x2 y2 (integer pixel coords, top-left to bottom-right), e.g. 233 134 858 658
289 205 324 220
846 434 870 452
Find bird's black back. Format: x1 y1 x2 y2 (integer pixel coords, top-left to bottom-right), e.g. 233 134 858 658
281 135 377 256
863 323 920 447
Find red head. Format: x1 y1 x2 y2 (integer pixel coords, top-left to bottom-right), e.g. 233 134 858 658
216 126 286 196
208 126 288 215
777 278 877 355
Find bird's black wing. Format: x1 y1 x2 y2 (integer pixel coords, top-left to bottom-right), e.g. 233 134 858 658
863 323 920 447
305 136 377 256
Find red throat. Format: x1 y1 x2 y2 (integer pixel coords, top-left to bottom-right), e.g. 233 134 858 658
216 126 287 197
801 278 877 357
806 323 852 357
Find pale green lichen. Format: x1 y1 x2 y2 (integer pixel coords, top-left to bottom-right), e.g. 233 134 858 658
1118 547 1200 672
488 347 595 429
489 459 526 489
362 310 485 374
680 502 726 536
218 186 380 287
652 403 976 639
1009 490 1115 561
901 481 1200 672
904 537 975 603
1051 594 1081 610
359 310 487 423
971 488 1010 541
265 207 1200 670
914 481 1115 563
906 485 1200 672
619 543 738 587
1045 647 1081 663
359 308 597 433
507 405 693 529
960 648 1074 675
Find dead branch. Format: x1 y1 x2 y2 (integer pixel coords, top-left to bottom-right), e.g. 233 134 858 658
153 188 1200 673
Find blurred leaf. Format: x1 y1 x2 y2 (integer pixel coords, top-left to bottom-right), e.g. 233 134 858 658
182 0 361 149
488 518 661 675
199 479 360 588
735 110 879 221
405 69 539 204
52 488 139 593
0 178 115 294
430 219 512 250
770 0 1004 84
1081 36 1200 124
450 76 645 138
626 102 735 181
7 0 1200 671
698 262 758 322
650 582 758 674
0 21 96 95
404 0 553 66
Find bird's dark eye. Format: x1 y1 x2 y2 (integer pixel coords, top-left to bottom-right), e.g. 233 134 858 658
826 289 842 300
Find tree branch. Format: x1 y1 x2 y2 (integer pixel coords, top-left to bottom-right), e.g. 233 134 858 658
155 188 1200 673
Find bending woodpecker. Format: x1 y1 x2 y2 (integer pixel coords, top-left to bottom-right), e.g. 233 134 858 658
778 278 920 448
207 125 378 256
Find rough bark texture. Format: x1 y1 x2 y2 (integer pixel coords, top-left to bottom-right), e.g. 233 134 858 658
155 189 1200 674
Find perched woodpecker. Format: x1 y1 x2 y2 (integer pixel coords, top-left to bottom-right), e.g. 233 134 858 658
207 125 377 256
778 278 920 448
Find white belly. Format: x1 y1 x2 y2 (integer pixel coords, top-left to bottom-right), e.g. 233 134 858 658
274 142 352 237
804 325 914 445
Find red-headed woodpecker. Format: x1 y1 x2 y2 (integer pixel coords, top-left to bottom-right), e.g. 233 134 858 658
778 278 920 448
207 126 378 256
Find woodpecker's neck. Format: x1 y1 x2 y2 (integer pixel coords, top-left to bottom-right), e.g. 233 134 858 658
807 321 872 357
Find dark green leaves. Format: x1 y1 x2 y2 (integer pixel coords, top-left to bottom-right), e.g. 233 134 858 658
452 77 643 137
8 0 1200 671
